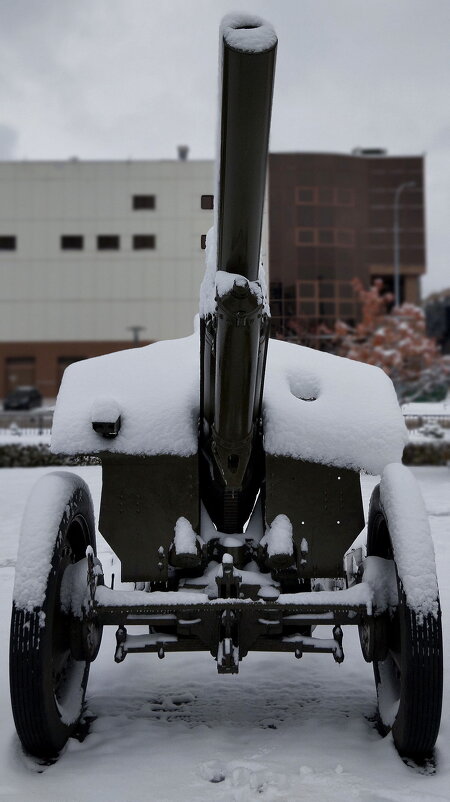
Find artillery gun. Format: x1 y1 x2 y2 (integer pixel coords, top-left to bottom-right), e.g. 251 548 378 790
10 13 442 763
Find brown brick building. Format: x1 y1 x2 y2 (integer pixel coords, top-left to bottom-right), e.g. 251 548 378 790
268 150 425 339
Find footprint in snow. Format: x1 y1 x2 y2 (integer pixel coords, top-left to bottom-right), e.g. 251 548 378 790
199 759 227 783
199 759 291 795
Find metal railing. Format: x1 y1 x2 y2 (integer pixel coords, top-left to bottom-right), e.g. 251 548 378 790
0 409 53 438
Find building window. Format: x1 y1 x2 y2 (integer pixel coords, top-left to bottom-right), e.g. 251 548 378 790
297 206 315 226
295 186 355 207
201 234 207 250
318 187 334 204
61 235 84 250
97 235 120 250
133 195 156 210
296 228 315 245
5 357 35 393
133 234 156 250
295 279 360 322
336 188 354 206
317 207 333 226
0 235 16 250
295 187 317 205
336 229 355 246
295 227 355 247
318 229 334 245
201 195 214 210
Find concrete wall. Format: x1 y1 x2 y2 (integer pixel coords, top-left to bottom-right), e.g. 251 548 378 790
0 160 215 343
0 158 270 399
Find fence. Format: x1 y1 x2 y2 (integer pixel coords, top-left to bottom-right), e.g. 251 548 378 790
0 410 53 440
1 406 450 444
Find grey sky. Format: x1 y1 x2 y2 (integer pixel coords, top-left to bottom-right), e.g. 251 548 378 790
1 0 449 294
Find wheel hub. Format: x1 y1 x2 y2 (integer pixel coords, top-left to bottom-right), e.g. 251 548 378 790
359 614 389 662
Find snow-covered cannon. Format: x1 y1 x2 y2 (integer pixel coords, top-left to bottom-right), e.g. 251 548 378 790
10 13 442 764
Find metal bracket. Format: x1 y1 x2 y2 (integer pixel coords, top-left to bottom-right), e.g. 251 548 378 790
86 547 98 610
114 625 127 663
92 416 121 439
332 625 344 663
217 609 240 674
216 554 241 599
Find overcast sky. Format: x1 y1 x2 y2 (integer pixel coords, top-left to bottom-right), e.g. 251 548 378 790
1 0 449 295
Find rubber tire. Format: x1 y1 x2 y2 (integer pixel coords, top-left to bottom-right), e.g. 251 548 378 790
367 484 443 760
10 473 98 759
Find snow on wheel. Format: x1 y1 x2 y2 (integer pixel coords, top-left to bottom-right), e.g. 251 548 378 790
10 472 103 759
366 464 443 760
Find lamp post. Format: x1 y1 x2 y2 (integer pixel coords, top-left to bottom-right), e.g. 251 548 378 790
127 325 146 346
393 180 416 307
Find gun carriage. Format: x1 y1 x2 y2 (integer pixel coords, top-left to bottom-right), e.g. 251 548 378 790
10 14 442 763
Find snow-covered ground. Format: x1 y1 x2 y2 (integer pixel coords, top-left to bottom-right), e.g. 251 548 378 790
0 465 449 801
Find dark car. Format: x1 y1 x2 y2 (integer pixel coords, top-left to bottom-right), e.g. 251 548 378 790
3 386 43 411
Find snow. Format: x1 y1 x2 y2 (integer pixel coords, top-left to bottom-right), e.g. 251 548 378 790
96 585 212 607
13 471 92 612
60 557 89 618
215 271 268 311
376 661 400 728
1 465 450 798
182 560 280 599
380 463 440 618
276 583 373 610
51 329 407 475
199 228 271 318
261 514 294 558
173 517 198 556
403 400 450 417
263 338 408 474
0 430 51 446
361 556 398 613
55 663 87 727
90 397 121 425
221 13 277 54
51 333 199 458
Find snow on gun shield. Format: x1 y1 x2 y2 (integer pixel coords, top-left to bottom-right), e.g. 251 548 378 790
10 13 442 764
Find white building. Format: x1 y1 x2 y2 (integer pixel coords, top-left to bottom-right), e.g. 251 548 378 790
0 158 217 399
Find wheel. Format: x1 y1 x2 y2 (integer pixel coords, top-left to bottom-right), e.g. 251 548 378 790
366 468 443 760
10 472 103 759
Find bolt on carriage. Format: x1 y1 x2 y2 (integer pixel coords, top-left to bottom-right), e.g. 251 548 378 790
10 13 442 762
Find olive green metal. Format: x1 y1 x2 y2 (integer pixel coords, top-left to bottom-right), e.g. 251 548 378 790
200 284 269 532
212 283 268 492
86 17 369 669
200 27 275 533
218 37 277 279
99 454 198 583
96 598 367 630
95 593 366 665
214 286 262 447
265 457 365 578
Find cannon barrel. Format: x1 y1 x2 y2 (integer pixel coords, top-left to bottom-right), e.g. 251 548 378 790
200 15 277 534
218 15 277 280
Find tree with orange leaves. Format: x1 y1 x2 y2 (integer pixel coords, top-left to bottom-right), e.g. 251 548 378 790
335 279 450 403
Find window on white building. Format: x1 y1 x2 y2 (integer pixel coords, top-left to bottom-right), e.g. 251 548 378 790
97 235 120 250
0 236 16 250
133 195 156 210
201 195 214 210
61 235 84 250
133 235 156 250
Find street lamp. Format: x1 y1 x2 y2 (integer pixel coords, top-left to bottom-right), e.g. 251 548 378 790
127 325 146 346
393 180 416 307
